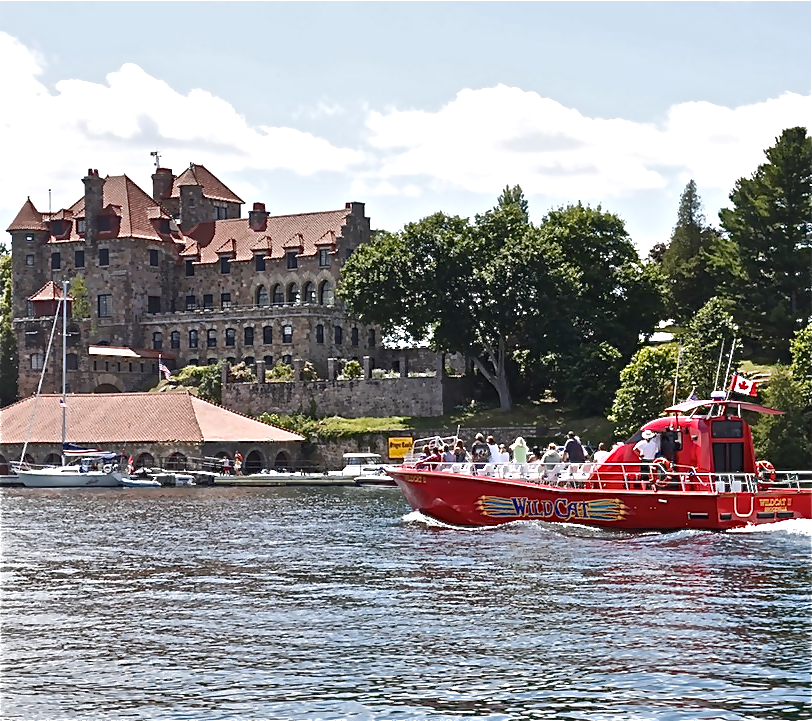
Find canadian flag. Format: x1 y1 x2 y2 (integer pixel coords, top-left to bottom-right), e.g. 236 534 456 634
729 373 758 397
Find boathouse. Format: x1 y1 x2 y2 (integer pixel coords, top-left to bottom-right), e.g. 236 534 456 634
0 392 304 475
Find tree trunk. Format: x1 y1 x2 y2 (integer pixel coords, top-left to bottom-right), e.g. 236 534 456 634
472 335 513 411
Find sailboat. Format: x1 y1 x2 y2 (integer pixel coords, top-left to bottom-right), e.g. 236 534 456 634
13 281 124 488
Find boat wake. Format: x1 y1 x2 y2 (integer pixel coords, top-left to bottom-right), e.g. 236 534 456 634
726 517 812 536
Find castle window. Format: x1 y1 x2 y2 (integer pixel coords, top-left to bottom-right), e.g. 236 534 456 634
185 259 195 277
31 353 44 370
99 248 109 266
244 356 255 367
26 300 34 317
334 326 343 345
226 356 236 365
272 284 284 305
188 358 199 366
221 293 231 309
255 254 266 272
303 282 316 304
286 283 299 304
66 353 78 371
158 219 171 235
318 249 330 267
148 296 161 314
263 355 273 367
207 358 216 366
152 332 163 350
189 329 198 349
77 220 86 234
256 285 269 307
220 256 230 274
244 327 254 346
213 204 228 220
286 251 298 270
207 329 217 348
170 331 181 350
75 250 85 269
319 281 334 306
25 254 34 266
150 249 159 267
66 325 80 347
50 220 64 236
203 294 213 310
98 216 111 232
51 252 61 270
26 233 34 242
225 328 236 347
186 295 197 311
368 329 376 348
282 354 292 366
263 326 273 344
351 327 359 347
316 324 324 344
98 294 112 318
282 325 293 344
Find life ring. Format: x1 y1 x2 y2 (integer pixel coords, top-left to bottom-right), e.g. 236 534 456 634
756 460 776 483
103 464 112 473
651 457 673 487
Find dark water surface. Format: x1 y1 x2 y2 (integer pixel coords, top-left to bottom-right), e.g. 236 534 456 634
1 486 810 721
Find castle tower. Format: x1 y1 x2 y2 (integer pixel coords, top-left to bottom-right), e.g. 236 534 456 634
6 198 50 319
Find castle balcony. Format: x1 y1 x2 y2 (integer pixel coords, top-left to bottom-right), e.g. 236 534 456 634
137 301 350 327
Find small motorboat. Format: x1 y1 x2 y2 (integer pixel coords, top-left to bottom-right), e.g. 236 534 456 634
387 397 811 530
354 465 396 487
119 476 162 488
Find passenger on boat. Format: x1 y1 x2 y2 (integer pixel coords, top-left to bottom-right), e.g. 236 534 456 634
541 443 561 470
471 434 490 471
633 430 660 482
510 437 529 464
592 442 610 465
441 445 455 463
453 441 469 463
416 446 442 469
528 446 542 463
562 431 585 464
486 435 500 463
497 444 511 463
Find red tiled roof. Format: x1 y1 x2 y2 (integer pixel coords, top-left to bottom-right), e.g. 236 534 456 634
0 393 303 444
28 281 73 302
183 208 349 266
6 198 48 232
170 164 244 204
59 175 182 244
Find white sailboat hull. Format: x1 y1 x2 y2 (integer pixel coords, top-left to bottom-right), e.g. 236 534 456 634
15 467 123 488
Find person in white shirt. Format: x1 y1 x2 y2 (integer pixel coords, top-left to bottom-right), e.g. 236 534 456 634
497 444 511 463
592 442 610 465
486 435 500 464
633 430 660 481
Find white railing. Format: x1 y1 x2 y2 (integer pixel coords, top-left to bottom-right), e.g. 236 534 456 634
399 460 812 493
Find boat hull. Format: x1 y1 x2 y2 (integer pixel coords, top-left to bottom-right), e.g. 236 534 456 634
15 468 122 488
389 468 811 530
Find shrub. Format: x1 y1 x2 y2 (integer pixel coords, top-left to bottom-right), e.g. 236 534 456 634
267 363 294 382
228 361 256 383
340 360 363 380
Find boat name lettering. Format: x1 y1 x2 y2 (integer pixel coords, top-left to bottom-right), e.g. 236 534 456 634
758 497 789 508
476 495 629 522
404 474 425 484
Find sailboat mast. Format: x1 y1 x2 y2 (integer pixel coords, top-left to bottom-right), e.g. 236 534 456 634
61 280 68 465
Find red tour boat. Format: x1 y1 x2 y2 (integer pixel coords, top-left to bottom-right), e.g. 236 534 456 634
388 398 812 530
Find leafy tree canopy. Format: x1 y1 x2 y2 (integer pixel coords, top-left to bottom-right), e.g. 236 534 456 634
0 252 18 407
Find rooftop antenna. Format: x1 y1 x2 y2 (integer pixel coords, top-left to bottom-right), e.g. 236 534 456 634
671 343 682 405
712 339 726 391
150 150 161 169
49 189 52 214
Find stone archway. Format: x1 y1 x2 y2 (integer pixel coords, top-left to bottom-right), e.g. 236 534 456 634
44 453 62 467
135 452 155 470
165 452 188 471
0 454 9 475
94 374 124 393
274 451 291 471
245 450 264 475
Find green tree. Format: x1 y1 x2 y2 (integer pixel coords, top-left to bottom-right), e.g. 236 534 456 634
679 297 740 398
69 276 91 320
662 180 741 324
608 344 679 439
719 127 812 361
752 367 811 469
0 251 19 407
340 360 363 380
789 322 812 398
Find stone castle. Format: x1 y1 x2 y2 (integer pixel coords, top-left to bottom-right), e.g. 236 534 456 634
6 164 385 398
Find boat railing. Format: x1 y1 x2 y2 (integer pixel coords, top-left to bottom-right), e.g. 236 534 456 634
402 460 812 493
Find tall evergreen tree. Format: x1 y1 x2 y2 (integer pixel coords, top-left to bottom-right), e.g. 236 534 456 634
662 180 740 324
719 127 812 361
0 252 19 408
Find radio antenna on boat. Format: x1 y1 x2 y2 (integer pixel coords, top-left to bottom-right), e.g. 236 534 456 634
672 343 682 405
723 338 738 400
713 339 726 392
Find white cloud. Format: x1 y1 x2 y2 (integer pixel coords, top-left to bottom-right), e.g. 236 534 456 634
0 32 364 221
358 84 811 201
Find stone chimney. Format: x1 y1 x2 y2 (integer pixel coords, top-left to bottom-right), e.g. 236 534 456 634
249 202 270 231
82 169 105 245
151 167 174 202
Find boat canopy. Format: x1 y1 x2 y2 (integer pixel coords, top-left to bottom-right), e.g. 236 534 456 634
663 399 785 415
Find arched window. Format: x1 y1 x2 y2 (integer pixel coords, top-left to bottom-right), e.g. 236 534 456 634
207 357 217 365
351 327 359 347
368 328 376 348
135 452 155 470
303 282 316 304
244 356 255 367
286 283 299 304
44 453 62 467
226 356 236 364
244 327 254 346
282 354 292 366
282 325 293 344
316 324 324 344
170 331 181 349
189 329 198 349
263 355 273 367
67 325 80 347
319 280 334 306
188 358 199 366
152 332 163 350
255 285 269 307
263 326 273 344
225 328 236 347
245 450 264 475
66 353 78 371
207 329 217 348
272 284 284 305
334 326 343 345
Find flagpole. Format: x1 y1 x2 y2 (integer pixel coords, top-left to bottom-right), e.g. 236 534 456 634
671 344 682 405
713 339 725 393
723 338 737 400
61 279 68 465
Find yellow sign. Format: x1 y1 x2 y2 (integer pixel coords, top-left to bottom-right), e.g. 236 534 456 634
388 437 413 459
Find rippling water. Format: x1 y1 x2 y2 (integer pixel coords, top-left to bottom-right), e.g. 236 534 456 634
1 486 810 721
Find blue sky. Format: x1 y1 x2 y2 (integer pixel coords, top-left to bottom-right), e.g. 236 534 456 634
1 2 809 254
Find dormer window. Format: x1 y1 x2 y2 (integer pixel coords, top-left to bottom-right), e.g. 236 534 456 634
185 259 195 277
76 219 86 234
158 219 171 234
50 220 64 236
286 251 298 270
98 216 111 232
318 249 330 267
220 256 230 274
